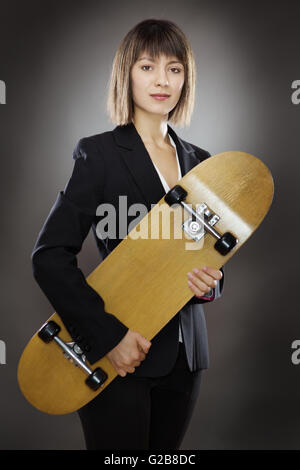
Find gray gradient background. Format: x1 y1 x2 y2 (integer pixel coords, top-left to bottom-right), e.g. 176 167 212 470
0 0 299 450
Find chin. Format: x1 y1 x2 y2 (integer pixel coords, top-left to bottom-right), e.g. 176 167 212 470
134 101 172 119
148 104 173 115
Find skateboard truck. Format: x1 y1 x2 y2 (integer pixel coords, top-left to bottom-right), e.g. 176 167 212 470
165 185 238 255
38 321 108 390
182 202 220 242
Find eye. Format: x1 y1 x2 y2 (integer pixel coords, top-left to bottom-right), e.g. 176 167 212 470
141 65 152 71
140 65 183 73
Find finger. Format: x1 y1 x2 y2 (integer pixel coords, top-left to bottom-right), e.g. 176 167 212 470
187 272 212 293
121 359 137 373
139 352 146 361
118 364 133 375
187 279 207 297
108 354 132 377
201 266 223 280
137 337 152 354
116 367 127 377
191 266 222 286
130 357 142 367
190 269 217 289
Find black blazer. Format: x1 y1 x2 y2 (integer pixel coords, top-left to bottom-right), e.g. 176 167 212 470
31 122 224 377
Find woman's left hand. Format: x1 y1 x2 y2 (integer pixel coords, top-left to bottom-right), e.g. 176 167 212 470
187 266 223 298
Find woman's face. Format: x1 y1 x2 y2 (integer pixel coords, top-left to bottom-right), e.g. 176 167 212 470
130 52 185 118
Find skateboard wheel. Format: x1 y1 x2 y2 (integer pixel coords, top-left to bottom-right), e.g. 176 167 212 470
214 232 237 256
38 321 61 343
85 367 108 391
165 185 187 206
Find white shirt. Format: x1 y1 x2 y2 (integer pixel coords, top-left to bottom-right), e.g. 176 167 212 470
151 133 183 343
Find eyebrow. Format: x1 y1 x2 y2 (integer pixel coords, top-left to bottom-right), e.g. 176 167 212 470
137 56 183 65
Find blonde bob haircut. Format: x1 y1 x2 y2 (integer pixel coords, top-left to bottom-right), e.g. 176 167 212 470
107 18 196 127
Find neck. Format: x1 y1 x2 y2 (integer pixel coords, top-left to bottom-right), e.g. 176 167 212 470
132 107 170 147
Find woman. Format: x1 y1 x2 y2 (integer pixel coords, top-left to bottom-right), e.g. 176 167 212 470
32 18 224 450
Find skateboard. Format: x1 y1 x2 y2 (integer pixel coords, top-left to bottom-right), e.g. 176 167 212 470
17 151 274 415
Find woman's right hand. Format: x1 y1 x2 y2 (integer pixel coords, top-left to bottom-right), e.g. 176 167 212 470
106 329 152 377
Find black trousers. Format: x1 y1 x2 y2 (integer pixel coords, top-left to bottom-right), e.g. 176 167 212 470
77 342 203 450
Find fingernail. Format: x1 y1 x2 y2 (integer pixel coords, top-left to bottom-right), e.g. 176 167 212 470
202 266 207 271
193 268 199 274
187 272 193 278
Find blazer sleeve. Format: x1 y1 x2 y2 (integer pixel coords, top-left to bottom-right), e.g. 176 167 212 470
186 146 225 306
31 137 129 365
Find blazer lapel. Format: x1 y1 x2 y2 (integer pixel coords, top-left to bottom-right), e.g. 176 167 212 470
167 124 202 175
112 122 199 208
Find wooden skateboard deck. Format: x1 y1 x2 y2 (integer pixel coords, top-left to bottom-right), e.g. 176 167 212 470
18 151 274 415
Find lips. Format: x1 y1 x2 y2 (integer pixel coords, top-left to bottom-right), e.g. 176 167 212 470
150 94 170 97
150 94 170 100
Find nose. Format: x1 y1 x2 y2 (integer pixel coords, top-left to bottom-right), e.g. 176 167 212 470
154 67 169 87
